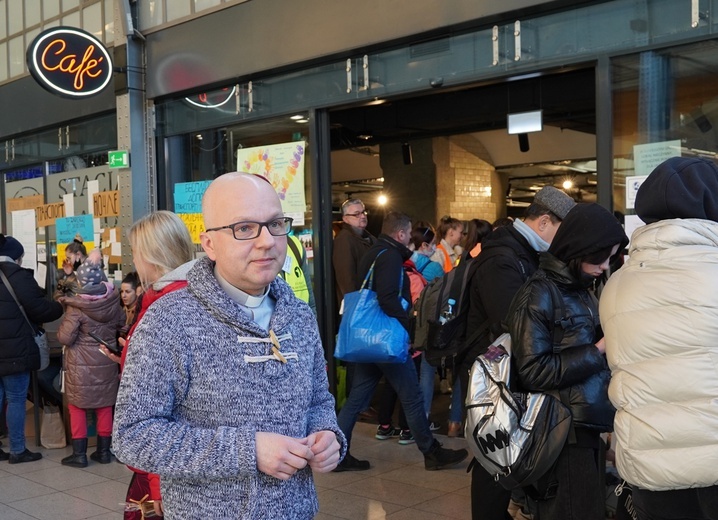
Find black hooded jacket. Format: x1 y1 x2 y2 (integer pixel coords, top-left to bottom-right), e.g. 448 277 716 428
507 254 614 431
507 204 627 432
356 234 413 332
0 260 63 376
459 224 538 372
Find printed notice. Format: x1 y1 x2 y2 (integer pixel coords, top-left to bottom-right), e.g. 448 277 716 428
633 141 681 177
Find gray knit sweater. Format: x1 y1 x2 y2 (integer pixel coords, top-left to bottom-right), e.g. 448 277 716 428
113 257 346 519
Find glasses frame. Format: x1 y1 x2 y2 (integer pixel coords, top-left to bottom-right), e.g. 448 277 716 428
205 216 294 241
344 210 368 218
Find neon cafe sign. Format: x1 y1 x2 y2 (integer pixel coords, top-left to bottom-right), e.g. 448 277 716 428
26 27 113 99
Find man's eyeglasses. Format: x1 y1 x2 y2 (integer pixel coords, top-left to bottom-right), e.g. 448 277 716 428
345 210 368 218
205 217 293 240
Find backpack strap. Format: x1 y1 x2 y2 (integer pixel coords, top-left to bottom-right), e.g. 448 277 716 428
287 235 305 266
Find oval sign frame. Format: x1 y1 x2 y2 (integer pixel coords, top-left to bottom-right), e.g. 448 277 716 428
26 26 113 99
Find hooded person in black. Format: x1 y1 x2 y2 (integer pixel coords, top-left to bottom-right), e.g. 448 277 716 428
507 203 627 520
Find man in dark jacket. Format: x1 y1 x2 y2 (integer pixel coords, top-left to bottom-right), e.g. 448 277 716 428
333 198 376 399
0 234 63 464
460 186 575 520
333 198 376 303
335 211 468 472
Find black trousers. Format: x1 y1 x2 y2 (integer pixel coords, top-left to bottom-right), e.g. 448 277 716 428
632 485 718 520
471 462 512 520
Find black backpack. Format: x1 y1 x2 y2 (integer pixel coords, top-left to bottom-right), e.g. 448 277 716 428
413 254 477 366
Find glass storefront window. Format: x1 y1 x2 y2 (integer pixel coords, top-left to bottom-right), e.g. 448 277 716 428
612 41 718 226
162 112 314 279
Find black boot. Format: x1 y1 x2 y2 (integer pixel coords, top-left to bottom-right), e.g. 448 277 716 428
62 438 88 468
90 435 112 464
424 440 469 471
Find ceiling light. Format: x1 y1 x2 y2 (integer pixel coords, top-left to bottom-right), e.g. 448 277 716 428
377 194 388 206
357 133 373 140
295 119 309 123
562 179 574 190
290 115 304 120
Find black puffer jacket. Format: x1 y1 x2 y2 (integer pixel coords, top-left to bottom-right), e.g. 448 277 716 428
0 260 63 376
507 253 614 431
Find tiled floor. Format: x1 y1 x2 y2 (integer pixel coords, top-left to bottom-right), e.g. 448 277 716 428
0 408 471 519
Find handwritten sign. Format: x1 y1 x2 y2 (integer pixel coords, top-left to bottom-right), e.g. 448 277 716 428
36 202 66 227
7 194 43 213
93 190 119 217
174 181 211 214
56 214 94 244
178 213 205 244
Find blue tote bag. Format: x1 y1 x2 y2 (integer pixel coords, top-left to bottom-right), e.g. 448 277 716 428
335 251 410 364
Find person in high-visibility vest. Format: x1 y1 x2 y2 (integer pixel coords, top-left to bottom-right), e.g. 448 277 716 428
279 234 316 314
430 216 464 273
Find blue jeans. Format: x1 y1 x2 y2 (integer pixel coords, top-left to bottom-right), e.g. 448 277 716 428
337 356 435 454
420 355 463 423
0 372 30 454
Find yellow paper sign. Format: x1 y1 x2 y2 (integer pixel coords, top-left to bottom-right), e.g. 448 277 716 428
178 213 205 244
93 190 120 217
36 202 66 227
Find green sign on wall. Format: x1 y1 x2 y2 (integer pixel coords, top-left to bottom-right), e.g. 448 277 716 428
108 150 129 169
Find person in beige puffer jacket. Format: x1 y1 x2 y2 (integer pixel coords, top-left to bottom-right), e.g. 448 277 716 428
57 249 124 468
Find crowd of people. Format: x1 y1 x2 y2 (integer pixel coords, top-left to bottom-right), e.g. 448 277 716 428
0 157 716 519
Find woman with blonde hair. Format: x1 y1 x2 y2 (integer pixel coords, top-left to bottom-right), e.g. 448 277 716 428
101 210 194 519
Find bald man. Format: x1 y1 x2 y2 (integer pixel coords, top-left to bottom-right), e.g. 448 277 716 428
113 173 346 519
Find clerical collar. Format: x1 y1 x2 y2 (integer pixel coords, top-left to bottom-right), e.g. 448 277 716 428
213 266 270 307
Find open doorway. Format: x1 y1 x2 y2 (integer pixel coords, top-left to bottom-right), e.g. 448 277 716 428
329 67 596 227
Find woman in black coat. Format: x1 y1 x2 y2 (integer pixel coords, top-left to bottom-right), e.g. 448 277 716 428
507 204 628 520
0 235 63 464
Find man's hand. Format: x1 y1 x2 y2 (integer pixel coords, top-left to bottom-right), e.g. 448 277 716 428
305 430 341 473
255 432 314 480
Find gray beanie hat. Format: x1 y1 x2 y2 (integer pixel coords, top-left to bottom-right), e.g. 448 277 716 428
533 186 576 220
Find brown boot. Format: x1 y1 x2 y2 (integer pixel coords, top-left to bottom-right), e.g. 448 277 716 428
447 421 462 438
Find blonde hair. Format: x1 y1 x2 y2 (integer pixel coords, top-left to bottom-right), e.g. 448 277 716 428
129 211 193 283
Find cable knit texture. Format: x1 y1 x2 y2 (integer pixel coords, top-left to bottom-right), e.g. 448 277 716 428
113 256 346 519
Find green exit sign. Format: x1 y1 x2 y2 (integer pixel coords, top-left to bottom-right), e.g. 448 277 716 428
108 150 129 168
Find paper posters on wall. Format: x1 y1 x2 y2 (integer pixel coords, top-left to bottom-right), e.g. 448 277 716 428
55 214 95 268
35 262 47 289
178 213 205 244
36 202 66 227
174 181 211 214
11 209 37 271
624 214 644 253
7 194 43 213
235 141 307 225
101 227 122 264
63 193 75 217
625 175 648 210
173 181 211 243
